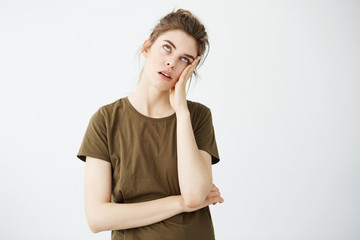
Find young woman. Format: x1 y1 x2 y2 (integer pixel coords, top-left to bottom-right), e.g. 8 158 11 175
77 9 224 240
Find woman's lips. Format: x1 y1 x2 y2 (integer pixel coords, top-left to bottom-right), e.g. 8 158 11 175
158 71 172 81
159 70 172 79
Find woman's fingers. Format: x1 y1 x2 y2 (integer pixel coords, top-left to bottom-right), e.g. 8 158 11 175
207 191 220 198
211 195 223 205
178 56 201 85
188 57 201 76
210 184 219 194
206 185 224 206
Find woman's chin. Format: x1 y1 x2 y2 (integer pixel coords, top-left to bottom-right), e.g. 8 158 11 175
152 80 175 92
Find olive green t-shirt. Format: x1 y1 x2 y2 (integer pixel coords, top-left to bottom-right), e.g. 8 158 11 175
77 96 220 240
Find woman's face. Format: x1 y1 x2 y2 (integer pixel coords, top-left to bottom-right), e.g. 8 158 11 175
141 29 198 91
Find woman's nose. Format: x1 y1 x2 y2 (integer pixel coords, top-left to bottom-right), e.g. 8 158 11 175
166 60 175 69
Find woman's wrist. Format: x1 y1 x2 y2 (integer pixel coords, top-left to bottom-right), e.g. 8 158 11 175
174 195 186 212
175 107 190 118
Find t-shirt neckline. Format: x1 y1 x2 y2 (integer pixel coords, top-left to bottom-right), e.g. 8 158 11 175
124 96 176 122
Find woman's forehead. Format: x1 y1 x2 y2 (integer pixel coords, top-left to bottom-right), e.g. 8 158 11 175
156 30 197 54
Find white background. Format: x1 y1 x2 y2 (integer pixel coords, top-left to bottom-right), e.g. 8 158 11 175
1 0 359 239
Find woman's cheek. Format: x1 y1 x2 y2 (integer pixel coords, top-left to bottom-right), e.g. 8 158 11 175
160 48 168 56
179 64 188 75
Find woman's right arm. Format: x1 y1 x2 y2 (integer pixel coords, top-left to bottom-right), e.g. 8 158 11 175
84 156 223 233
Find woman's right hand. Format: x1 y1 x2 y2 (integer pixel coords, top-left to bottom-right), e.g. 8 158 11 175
182 184 224 213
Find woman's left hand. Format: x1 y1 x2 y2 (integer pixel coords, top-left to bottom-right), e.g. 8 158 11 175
170 56 201 113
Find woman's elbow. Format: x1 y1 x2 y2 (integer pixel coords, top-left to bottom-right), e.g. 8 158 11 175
182 185 211 208
86 205 105 233
183 195 205 209
86 212 101 233
86 203 127 233
89 223 101 234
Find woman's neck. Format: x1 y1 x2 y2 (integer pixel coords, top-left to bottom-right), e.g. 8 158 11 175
128 80 175 118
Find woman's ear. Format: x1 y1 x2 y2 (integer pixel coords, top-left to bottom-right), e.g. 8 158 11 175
141 39 150 58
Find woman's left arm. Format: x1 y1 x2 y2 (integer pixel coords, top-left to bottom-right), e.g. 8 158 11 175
176 110 213 208
170 56 213 208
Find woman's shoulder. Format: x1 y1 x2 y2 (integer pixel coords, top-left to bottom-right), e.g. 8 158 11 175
95 97 127 115
186 99 211 113
186 99 214 124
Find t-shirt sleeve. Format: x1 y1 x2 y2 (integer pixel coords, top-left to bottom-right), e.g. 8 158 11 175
193 106 220 165
76 107 110 163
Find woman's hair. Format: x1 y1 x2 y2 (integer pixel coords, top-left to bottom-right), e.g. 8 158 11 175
137 8 209 86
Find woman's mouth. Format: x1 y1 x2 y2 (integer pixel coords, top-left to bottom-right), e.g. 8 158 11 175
158 71 172 81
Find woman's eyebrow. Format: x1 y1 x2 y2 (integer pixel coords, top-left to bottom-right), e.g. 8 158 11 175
164 40 195 61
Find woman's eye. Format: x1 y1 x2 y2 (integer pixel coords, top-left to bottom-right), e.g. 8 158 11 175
181 57 190 64
163 45 171 51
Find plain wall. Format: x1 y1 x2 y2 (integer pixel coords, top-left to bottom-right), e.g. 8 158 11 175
0 0 359 239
